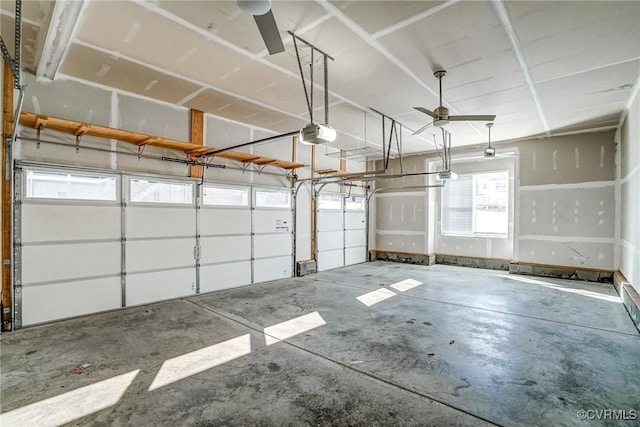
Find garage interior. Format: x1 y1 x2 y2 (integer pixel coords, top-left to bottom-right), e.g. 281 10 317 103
1 0 639 426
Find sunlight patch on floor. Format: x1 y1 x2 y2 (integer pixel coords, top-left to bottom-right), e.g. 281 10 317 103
149 334 251 391
0 370 139 427
357 288 397 306
264 312 327 346
390 278 423 292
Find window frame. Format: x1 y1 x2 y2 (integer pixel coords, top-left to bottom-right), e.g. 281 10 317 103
253 188 292 209
202 184 250 208
128 177 195 206
24 168 120 203
441 169 509 238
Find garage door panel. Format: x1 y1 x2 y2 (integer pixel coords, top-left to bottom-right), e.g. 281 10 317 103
22 204 120 243
254 234 291 258
318 230 343 251
317 211 343 231
200 262 251 293
254 210 292 234
346 229 366 248
200 235 251 263
22 277 121 326
126 268 196 306
254 256 291 282
127 207 194 238
317 249 343 271
22 242 120 284
126 238 196 272
345 247 367 266
345 212 366 229
200 209 250 236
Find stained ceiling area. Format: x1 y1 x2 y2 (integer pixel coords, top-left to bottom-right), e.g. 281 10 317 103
1 0 639 154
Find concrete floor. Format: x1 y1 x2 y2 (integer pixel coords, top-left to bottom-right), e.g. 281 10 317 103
1 262 639 426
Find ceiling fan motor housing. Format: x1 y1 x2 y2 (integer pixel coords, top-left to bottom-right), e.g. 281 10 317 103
433 105 449 127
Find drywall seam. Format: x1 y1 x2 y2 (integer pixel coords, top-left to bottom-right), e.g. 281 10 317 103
618 75 640 127
131 0 369 114
621 162 640 184
0 8 40 26
176 86 207 106
376 230 425 236
518 235 615 244
56 73 278 137
492 0 550 135
315 0 485 139
519 181 614 191
537 56 640 85
72 39 306 123
372 0 460 39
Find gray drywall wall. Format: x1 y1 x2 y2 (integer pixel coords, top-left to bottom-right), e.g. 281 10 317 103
518 131 616 185
619 92 640 289
118 94 189 141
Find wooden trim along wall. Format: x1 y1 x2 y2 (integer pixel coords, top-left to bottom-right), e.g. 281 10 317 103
2 61 13 331
189 109 204 178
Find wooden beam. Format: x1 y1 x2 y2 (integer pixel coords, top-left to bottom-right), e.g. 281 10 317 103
189 109 204 178
2 61 13 331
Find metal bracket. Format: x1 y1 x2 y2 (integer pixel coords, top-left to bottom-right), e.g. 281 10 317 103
74 126 88 153
137 144 145 160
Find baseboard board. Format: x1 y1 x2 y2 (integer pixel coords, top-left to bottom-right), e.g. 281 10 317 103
368 250 435 266
436 254 510 271
509 261 613 283
614 271 640 332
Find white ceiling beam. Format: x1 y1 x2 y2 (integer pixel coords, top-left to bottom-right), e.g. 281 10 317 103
36 0 86 80
617 76 639 128
492 0 550 135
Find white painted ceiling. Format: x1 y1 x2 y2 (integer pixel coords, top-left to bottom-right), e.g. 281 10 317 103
2 0 639 155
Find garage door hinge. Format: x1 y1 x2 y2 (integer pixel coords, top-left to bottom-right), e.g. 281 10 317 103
3 259 10 266
194 245 201 259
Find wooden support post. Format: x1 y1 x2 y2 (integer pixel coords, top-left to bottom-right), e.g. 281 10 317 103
339 149 347 193
2 61 14 331
189 109 204 179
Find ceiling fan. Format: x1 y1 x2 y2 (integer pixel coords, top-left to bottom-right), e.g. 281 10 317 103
482 122 518 159
413 70 496 135
237 0 285 55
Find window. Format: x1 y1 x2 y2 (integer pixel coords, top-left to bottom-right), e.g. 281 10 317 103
130 179 193 204
25 170 117 201
203 185 249 207
255 190 290 208
345 196 365 211
442 170 508 236
318 194 342 210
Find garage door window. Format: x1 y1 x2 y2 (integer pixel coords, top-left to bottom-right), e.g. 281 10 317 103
25 170 117 201
345 196 365 211
130 179 193 204
203 185 249 207
255 190 290 208
318 194 342 210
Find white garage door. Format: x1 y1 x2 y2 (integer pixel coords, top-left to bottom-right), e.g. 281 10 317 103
18 168 122 326
316 193 367 272
316 193 344 272
124 177 197 306
344 196 367 266
199 184 252 292
15 166 296 326
253 188 293 282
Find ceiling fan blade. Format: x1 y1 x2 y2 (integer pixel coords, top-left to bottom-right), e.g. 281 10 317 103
253 10 285 55
412 122 433 135
413 107 436 118
449 114 496 122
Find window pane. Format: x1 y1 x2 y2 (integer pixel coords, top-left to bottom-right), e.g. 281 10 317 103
130 179 193 204
441 175 473 235
255 190 290 208
345 196 365 211
203 186 249 206
475 171 508 234
26 170 117 201
318 194 342 210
